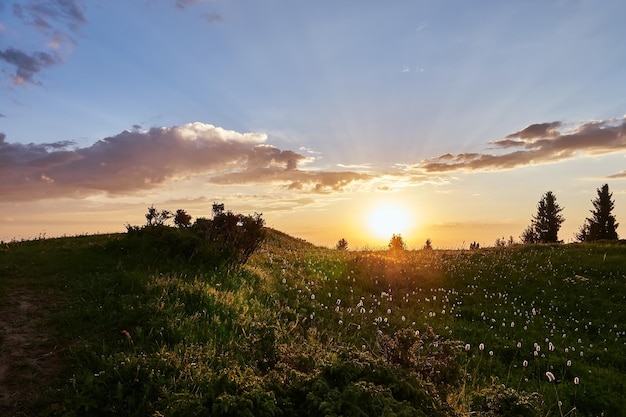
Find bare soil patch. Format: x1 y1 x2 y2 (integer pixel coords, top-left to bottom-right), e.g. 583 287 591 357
0 282 64 416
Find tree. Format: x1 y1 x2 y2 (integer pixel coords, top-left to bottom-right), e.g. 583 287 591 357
145 205 172 226
173 209 192 228
388 234 406 251
525 191 564 243
520 226 538 244
335 238 349 250
204 203 266 267
577 183 619 241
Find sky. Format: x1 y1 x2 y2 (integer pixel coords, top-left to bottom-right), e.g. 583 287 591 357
1 0 626 249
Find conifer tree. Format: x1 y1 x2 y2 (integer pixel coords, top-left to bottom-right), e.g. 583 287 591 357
526 191 564 243
577 184 619 241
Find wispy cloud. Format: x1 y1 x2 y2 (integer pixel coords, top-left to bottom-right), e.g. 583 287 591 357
0 123 369 201
1 0 219 86
419 118 626 173
1 0 85 86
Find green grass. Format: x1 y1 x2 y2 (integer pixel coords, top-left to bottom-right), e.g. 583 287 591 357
0 231 624 416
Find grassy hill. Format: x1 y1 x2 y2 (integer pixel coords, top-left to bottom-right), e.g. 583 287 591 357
1 230 625 416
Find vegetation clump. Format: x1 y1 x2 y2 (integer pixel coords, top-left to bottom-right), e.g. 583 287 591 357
124 203 265 271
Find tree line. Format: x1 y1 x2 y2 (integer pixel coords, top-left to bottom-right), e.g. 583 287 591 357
335 183 620 251
521 183 619 244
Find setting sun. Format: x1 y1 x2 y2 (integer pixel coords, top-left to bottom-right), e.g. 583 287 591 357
367 205 411 240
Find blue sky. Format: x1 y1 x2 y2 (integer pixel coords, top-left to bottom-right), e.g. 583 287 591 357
1 0 626 247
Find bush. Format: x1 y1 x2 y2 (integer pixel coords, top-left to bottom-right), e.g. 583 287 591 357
123 204 265 271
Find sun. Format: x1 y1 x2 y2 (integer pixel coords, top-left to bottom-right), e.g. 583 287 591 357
367 205 411 239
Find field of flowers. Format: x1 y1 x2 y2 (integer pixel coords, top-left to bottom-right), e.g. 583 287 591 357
1 231 624 416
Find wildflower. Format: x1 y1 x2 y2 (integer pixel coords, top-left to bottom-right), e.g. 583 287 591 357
549 342 555 351
546 371 556 382
465 344 471 351
517 341 522 349
489 350 494 356
310 294 315 300
574 376 580 385
479 343 485 351
567 360 572 367
523 360 528 367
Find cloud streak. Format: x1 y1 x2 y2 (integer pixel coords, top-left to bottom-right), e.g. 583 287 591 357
420 118 626 173
0 123 369 201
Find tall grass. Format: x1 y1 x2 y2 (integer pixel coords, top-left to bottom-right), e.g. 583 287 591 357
1 232 624 416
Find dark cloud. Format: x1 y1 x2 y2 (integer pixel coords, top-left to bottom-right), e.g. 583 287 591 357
0 48 60 85
1 1 85 86
504 121 562 140
0 123 368 201
420 118 626 172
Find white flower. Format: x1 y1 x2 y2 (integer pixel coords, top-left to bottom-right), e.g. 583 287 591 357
574 376 580 385
479 343 485 351
546 371 556 382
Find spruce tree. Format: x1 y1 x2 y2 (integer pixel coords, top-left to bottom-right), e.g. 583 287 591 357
578 184 619 241
528 191 564 243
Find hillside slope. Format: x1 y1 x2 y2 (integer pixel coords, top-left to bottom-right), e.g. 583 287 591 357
1 232 625 416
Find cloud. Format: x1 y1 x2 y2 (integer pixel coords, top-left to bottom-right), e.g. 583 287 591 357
607 170 626 179
420 118 626 172
13 0 86 31
0 48 61 85
0 123 369 201
211 168 371 194
1 0 85 86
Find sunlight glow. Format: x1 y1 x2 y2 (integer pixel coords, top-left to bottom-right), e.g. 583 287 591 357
367 205 411 239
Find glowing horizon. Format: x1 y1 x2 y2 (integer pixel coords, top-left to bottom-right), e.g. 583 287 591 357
1 2 625 248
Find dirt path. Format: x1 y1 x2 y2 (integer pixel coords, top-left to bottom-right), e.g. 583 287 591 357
0 282 63 416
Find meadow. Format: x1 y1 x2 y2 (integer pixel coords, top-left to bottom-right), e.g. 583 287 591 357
0 230 624 416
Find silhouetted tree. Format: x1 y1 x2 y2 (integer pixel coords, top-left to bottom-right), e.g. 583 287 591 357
173 209 192 228
336 238 349 250
577 184 619 241
520 225 538 244
469 241 480 250
205 203 266 266
145 205 172 226
423 238 433 250
388 234 406 251
526 191 564 243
